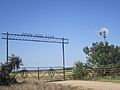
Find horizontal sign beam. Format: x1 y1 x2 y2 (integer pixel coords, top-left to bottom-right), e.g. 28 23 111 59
1 32 69 44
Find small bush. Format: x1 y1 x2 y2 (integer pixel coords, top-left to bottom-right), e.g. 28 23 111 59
72 61 87 80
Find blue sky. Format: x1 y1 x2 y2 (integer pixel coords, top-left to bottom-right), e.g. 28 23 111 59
0 0 120 67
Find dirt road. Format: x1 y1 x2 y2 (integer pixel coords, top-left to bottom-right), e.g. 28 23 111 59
52 80 120 90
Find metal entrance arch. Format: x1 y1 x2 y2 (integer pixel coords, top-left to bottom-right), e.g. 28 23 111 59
1 32 69 80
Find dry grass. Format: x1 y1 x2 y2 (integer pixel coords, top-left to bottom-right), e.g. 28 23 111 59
0 79 79 90
0 79 120 90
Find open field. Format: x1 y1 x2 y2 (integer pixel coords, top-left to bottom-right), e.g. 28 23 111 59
0 79 120 90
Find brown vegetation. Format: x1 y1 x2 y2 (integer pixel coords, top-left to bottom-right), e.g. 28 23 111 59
0 79 120 90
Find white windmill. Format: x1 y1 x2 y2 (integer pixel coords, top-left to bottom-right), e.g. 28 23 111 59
96 27 109 42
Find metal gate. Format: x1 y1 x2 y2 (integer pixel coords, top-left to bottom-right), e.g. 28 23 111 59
12 66 72 81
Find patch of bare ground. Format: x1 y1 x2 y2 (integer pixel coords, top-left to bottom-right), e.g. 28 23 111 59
0 79 120 90
52 80 120 90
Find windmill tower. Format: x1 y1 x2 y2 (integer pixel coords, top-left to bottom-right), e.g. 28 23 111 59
96 27 109 43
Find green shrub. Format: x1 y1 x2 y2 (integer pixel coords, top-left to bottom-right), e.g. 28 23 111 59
72 61 87 80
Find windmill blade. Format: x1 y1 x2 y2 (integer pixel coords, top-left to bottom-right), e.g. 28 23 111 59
96 31 102 35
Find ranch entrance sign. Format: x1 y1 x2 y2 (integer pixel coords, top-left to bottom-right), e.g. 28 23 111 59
1 32 69 80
